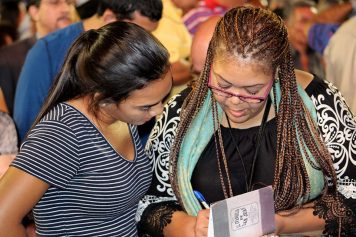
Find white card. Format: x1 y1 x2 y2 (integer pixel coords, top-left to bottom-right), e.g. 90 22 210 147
207 186 275 237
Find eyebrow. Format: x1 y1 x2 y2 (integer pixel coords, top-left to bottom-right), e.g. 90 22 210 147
138 91 171 108
214 71 265 89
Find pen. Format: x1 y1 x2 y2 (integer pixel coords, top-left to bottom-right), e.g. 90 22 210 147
193 190 210 209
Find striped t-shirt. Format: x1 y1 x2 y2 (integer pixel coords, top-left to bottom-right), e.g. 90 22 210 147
12 103 152 236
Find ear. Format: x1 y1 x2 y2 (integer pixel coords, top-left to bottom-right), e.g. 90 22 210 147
28 5 40 22
102 9 117 24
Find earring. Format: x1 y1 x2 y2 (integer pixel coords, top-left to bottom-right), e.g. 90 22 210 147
274 66 280 83
99 102 107 107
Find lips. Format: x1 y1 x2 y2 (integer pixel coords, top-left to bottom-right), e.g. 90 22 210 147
57 16 72 23
229 109 246 118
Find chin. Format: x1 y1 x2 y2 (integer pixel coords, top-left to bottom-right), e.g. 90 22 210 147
227 111 251 124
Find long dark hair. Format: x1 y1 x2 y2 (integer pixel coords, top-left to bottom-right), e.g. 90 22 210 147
31 21 169 130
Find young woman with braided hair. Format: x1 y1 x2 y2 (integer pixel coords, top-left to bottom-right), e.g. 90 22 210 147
137 6 356 237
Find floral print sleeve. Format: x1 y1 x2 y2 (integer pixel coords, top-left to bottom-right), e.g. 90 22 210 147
307 77 356 234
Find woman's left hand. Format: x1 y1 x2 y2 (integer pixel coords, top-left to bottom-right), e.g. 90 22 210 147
195 209 210 237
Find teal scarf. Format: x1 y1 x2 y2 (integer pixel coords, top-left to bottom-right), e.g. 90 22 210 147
177 81 325 216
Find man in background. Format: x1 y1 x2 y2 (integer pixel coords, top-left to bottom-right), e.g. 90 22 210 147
0 0 75 115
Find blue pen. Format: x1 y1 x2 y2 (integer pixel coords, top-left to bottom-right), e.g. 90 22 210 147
193 190 210 209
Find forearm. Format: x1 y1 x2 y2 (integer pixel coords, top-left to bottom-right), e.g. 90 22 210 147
315 3 352 23
0 222 27 237
138 200 185 237
163 211 196 237
275 207 325 235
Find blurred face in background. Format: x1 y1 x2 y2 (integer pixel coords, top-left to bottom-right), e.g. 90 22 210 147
286 5 317 51
171 0 198 13
28 0 75 37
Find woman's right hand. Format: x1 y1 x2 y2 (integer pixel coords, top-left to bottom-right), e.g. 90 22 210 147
195 209 210 237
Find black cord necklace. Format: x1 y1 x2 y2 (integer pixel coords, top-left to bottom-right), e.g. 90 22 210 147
225 96 272 192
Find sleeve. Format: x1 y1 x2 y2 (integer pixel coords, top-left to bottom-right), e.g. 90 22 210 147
307 23 340 54
13 39 54 142
136 90 189 237
309 79 356 235
11 119 79 188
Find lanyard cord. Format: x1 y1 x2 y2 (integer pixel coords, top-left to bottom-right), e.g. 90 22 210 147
226 96 272 192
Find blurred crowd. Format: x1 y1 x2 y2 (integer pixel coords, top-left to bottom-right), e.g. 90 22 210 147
0 0 355 236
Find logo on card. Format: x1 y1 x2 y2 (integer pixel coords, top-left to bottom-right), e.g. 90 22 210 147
230 202 259 231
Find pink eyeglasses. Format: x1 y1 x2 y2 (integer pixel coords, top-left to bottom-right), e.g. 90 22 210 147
207 67 273 104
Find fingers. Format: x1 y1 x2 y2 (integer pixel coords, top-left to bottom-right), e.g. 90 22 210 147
195 209 210 237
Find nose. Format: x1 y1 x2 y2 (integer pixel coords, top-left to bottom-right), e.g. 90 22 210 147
229 95 245 105
149 103 164 117
58 0 72 12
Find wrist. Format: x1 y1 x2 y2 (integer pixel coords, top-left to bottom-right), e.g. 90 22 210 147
274 213 284 235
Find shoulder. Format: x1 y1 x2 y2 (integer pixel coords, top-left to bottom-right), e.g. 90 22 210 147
30 22 83 55
296 69 355 117
295 69 314 89
0 37 35 59
164 87 191 118
32 104 81 135
41 22 83 44
147 87 190 143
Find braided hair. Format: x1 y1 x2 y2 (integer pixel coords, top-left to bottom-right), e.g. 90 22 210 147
170 6 340 213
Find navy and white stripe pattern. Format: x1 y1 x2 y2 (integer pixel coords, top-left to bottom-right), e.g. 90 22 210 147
12 103 152 236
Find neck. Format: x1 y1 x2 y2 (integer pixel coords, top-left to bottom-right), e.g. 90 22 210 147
36 25 48 38
82 14 105 31
66 96 108 129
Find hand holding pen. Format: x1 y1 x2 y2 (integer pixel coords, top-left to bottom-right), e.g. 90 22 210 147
194 190 210 209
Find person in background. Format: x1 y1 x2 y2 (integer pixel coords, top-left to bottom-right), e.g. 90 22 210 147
75 0 98 19
14 0 163 142
283 0 325 79
0 0 22 40
324 14 356 113
190 15 220 75
136 6 355 237
183 0 265 36
0 87 9 113
0 0 75 115
0 87 17 186
0 21 17 46
152 0 193 100
305 1 353 54
0 21 172 236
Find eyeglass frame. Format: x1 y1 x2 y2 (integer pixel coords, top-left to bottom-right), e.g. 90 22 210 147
207 66 274 103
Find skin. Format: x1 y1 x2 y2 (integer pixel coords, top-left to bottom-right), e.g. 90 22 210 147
286 6 317 71
163 56 324 237
28 0 74 38
211 57 274 129
171 0 198 14
127 11 159 33
0 88 9 113
191 16 221 74
83 9 159 33
0 71 172 236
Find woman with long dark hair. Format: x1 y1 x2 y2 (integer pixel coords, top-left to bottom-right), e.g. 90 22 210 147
0 21 172 236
